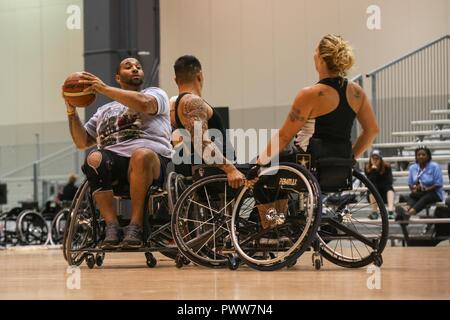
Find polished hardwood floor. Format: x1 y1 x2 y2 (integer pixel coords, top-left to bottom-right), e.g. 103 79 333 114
0 245 449 300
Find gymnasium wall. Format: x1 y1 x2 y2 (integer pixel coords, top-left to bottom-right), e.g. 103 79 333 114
160 0 450 131
0 0 84 178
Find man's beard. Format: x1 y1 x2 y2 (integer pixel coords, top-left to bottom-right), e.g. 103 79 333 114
123 76 144 87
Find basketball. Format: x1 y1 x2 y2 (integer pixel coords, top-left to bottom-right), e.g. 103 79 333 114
62 72 96 108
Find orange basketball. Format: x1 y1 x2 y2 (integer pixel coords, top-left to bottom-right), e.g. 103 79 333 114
62 72 96 108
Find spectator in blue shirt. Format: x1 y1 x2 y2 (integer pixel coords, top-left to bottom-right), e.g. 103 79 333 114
396 147 444 221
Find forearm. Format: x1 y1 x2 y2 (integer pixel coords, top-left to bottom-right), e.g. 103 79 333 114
425 185 438 192
196 140 235 173
101 86 158 114
67 110 92 149
352 130 378 158
257 132 291 165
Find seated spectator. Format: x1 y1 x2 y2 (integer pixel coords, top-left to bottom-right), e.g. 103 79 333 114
396 147 444 221
447 163 450 207
58 174 78 202
365 150 395 220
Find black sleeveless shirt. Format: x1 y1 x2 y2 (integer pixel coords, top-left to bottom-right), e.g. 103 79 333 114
174 92 231 161
312 77 356 143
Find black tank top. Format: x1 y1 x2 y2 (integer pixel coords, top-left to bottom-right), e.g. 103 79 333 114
312 77 356 143
174 92 230 160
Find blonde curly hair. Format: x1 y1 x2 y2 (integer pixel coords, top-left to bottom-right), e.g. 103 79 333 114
318 34 355 77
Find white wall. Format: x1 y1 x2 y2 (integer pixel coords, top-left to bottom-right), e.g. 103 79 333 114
160 0 450 129
0 0 84 177
0 0 84 139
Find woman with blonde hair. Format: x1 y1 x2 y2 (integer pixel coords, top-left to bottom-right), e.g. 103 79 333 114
248 34 379 178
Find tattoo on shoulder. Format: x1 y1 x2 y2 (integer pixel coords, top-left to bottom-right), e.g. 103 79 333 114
354 89 362 99
183 97 208 120
288 108 306 123
318 91 325 97
182 96 209 133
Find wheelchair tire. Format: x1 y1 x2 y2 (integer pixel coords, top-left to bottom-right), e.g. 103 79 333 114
16 210 49 245
230 163 322 271
317 170 389 268
171 175 236 269
51 208 69 245
64 181 99 266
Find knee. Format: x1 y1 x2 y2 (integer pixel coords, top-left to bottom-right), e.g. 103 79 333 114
86 151 103 170
130 149 158 168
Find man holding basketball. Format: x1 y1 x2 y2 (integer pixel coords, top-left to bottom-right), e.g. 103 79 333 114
62 57 173 249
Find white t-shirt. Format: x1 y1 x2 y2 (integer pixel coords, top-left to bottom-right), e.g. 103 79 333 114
84 87 174 158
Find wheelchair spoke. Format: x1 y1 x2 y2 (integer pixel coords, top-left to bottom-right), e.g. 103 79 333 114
203 186 215 219
187 197 221 214
181 216 216 240
194 223 226 255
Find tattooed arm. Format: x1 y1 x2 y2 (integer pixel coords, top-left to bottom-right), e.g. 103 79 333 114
257 87 315 165
180 95 244 188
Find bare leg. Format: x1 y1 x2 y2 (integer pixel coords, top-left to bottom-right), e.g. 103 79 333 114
86 151 118 225
94 191 118 225
128 148 161 227
369 194 378 212
387 190 395 212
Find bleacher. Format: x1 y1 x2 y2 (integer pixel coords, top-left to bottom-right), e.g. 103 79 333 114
357 99 450 246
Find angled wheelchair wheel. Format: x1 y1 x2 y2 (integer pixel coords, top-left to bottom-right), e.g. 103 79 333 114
231 163 322 271
63 181 100 266
171 174 237 268
51 208 69 244
16 210 49 245
318 170 389 268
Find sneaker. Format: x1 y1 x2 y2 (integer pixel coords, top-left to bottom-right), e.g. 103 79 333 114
368 211 379 220
388 211 395 220
121 224 143 249
101 223 121 249
395 205 410 222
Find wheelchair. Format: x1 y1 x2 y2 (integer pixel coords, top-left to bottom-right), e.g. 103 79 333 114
63 164 189 269
0 203 49 246
50 201 72 245
229 140 389 271
170 165 241 269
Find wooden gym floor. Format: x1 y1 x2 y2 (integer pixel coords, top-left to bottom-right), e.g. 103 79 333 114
0 245 449 300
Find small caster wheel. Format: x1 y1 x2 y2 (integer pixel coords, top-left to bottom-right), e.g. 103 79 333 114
286 259 297 269
183 256 190 265
86 254 95 269
95 253 104 267
227 254 240 271
314 259 321 270
145 252 157 268
175 255 184 269
372 253 383 267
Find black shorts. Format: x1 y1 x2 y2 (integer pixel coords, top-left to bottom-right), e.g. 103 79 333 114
101 149 170 188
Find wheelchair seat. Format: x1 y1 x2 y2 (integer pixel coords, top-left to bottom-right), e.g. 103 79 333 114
291 138 354 192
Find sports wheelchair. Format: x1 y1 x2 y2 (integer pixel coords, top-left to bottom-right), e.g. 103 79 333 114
63 164 190 269
170 165 245 269
0 202 49 247
229 139 388 271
